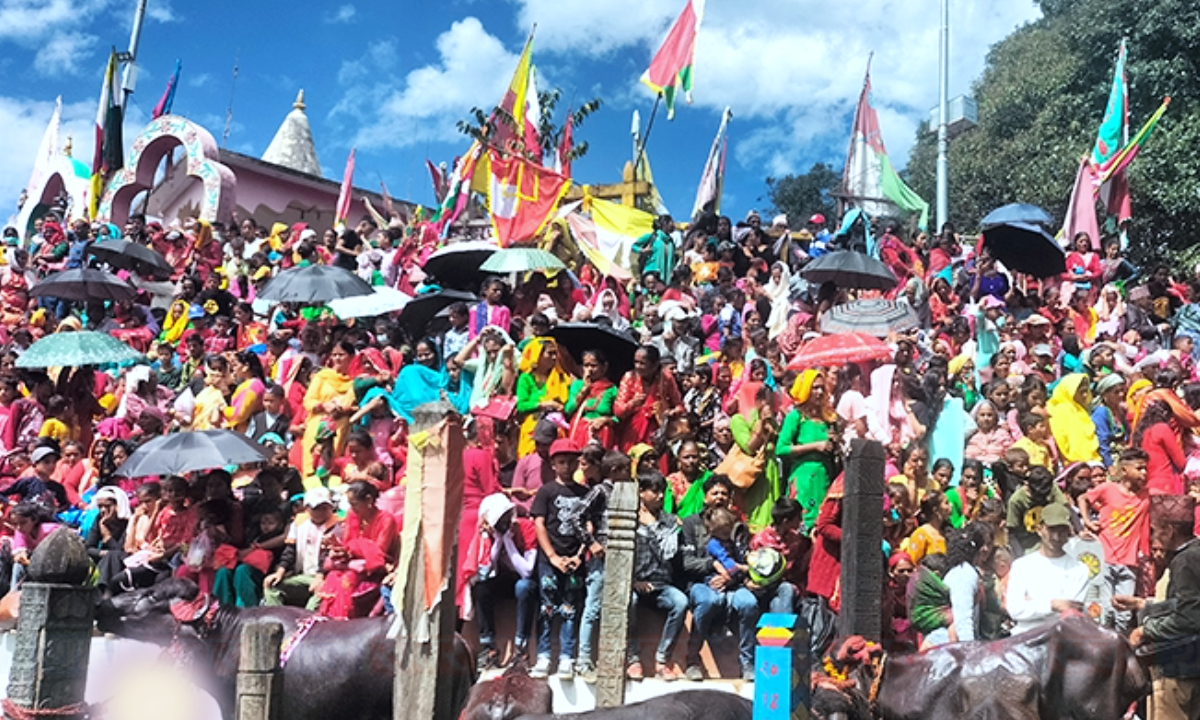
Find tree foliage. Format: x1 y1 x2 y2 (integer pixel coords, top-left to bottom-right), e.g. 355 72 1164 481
456 90 602 165
905 0 1200 261
766 163 841 226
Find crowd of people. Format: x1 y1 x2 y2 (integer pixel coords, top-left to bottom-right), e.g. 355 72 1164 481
2 204 1200 714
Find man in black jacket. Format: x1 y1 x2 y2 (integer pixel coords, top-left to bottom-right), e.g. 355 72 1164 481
679 474 759 682
626 471 687 681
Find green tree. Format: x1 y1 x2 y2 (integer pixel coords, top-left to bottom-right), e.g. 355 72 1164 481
456 90 602 165
905 0 1200 262
766 162 841 226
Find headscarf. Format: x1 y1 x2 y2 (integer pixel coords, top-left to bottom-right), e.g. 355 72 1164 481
518 337 571 400
1126 379 1153 428
160 299 191 344
733 381 764 421
1047 374 1101 463
867 364 912 446
193 219 214 249
94 485 131 519
267 223 289 252
948 354 972 379
790 369 836 422
1094 373 1125 401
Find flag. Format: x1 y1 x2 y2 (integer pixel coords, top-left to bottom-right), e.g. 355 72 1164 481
487 151 571 247
841 67 929 230
523 66 542 162
692 106 731 219
426 159 447 203
1091 40 1127 168
1061 158 1102 249
89 50 123 220
1096 96 1170 182
152 59 182 120
25 96 61 201
335 148 356 227
491 31 534 152
431 141 484 235
641 0 705 119
555 107 573 177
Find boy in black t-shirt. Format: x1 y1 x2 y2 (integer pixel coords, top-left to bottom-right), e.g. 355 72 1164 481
529 439 594 679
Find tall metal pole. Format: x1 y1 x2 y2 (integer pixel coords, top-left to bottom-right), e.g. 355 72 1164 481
935 0 949 233
121 0 149 108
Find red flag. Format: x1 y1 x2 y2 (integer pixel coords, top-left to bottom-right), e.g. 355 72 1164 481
1101 168 1132 223
426 160 446 203
641 0 705 118
335 148 356 226
556 109 574 177
152 59 181 120
487 152 571 247
1062 158 1101 249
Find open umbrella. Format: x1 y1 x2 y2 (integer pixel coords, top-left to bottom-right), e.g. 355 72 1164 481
549 322 638 382
479 247 566 274
397 289 478 337
423 241 499 292
981 222 1066 278
799 251 897 291
819 299 919 338
114 429 271 477
256 264 375 304
30 268 137 302
88 239 174 280
787 332 894 370
16 331 143 368
327 286 412 320
980 203 1054 229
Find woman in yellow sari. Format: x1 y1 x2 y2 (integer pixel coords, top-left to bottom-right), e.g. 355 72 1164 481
301 340 357 477
1046 373 1101 464
514 338 572 458
224 350 267 433
192 358 229 431
159 299 190 345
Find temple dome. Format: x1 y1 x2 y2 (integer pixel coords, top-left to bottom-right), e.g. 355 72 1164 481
261 90 322 176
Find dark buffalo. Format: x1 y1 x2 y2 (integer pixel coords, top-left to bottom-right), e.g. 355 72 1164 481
461 660 553 720
95 578 476 720
514 689 751 720
822 616 1149 720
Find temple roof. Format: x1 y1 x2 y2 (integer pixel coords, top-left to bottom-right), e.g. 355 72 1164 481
261 90 322 177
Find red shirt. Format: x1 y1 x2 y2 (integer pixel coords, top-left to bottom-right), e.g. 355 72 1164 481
1086 481 1150 567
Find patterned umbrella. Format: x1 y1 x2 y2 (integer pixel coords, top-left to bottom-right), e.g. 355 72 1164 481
819 299 919 338
15 331 143 368
256 264 374 304
115 429 271 477
479 247 566 274
787 332 894 370
30 268 137 302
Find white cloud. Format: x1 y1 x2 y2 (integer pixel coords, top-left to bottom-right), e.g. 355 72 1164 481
333 17 519 151
0 0 111 75
326 4 356 23
512 0 1041 175
187 72 212 88
34 31 97 76
146 0 177 22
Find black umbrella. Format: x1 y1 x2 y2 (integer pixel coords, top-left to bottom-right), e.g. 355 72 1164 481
114 429 271 477
799 251 897 291
423 241 500 292
256 264 375 304
397 289 478 337
981 222 1066 278
30 268 137 302
549 322 638 382
88 239 174 280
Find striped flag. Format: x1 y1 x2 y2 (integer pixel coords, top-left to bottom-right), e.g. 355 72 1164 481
692 106 731 219
641 0 705 119
89 50 123 220
152 59 182 119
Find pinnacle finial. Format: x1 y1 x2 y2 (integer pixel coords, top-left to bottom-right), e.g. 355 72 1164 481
294 90 306 111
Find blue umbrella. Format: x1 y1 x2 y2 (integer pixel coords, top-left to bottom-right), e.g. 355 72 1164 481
980 203 1053 230
981 222 1066 278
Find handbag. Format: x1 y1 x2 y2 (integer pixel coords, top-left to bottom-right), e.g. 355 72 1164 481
715 444 766 489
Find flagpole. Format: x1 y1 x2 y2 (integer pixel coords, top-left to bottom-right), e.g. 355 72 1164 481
935 0 950 232
120 0 148 108
633 92 662 180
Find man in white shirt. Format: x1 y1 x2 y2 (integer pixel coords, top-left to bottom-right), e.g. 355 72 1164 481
1006 503 1090 635
262 488 341 610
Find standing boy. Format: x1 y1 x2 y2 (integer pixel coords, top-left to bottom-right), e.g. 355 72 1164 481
1080 448 1151 634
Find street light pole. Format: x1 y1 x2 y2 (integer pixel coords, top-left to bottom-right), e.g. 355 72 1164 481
120 0 149 109
936 0 949 233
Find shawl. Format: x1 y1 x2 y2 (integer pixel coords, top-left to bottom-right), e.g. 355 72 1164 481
908 565 953 635
518 338 571 402
160 300 191 344
267 223 289 253
763 261 792 340
1047 374 1101 463
867 364 913 446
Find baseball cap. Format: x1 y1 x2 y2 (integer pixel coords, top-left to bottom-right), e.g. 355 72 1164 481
1031 343 1054 357
548 439 581 458
1040 503 1072 528
980 295 1006 310
31 446 60 464
304 487 334 508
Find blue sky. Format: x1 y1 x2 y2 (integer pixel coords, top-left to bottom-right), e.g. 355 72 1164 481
0 0 1041 225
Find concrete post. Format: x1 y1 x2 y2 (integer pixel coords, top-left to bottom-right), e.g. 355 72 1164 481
394 402 465 720
5 529 94 720
753 613 811 720
235 620 284 720
594 480 637 707
838 439 886 642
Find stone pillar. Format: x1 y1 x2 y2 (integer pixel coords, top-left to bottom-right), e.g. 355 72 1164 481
837 439 886 642
394 402 465 720
594 480 637 707
236 620 284 720
753 613 811 720
5 529 94 720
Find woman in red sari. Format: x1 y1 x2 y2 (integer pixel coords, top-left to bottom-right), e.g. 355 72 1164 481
317 481 399 619
564 350 617 447
613 345 683 452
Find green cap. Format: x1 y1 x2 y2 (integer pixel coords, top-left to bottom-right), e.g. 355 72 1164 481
1040 503 1072 528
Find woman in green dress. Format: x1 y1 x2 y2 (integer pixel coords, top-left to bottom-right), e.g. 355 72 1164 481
564 349 617 447
777 368 839 529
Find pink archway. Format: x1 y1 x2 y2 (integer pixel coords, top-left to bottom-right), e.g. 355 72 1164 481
98 115 236 226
